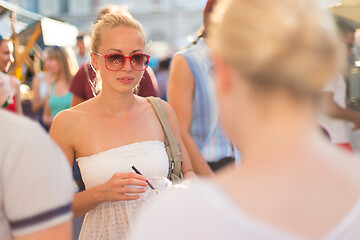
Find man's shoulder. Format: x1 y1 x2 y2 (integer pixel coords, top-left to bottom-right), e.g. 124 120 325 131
0 110 52 155
0 110 40 134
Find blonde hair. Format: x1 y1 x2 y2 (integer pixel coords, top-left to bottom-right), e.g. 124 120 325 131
91 8 146 53
45 46 78 83
210 0 342 96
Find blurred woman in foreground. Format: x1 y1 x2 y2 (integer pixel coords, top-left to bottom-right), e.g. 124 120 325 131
130 0 360 239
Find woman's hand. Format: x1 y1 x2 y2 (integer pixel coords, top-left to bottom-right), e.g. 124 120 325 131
99 172 148 202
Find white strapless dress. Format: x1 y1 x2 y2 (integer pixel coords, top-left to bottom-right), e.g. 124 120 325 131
76 141 169 240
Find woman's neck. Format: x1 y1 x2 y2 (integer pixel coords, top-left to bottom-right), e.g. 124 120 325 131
95 89 137 116
245 125 323 165
235 100 326 168
53 72 67 84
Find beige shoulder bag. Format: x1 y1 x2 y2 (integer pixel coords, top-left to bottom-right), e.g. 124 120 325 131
147 97 183 183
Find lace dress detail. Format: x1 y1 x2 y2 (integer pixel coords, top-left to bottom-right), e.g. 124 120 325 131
77 141 169 240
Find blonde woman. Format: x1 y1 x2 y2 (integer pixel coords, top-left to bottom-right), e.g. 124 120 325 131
42 46 78 127
130 0 360 239
50 9 193 240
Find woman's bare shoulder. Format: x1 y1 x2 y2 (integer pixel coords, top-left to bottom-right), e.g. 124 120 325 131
51 108 81 131
52 100 96 129
71 96 102 113
141 96 176 119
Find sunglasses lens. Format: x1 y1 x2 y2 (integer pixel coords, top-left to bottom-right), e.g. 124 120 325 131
131 54 149 71
106 54 125 70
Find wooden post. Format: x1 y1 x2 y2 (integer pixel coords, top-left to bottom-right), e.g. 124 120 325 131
11 21 42 79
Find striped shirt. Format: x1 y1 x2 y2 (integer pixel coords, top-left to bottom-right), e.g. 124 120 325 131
177 38 239 163
0 109 73 239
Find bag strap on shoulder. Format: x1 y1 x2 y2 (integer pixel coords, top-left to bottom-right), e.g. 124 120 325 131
146 97 182 180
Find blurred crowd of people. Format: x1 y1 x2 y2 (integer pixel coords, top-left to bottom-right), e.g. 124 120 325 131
1 0 360 239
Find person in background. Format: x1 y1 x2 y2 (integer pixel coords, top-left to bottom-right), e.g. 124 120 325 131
42 46 78 127
70 5 159 107
336 19 356 69
155 57 171 100
319 19 360 152
50 9 193 240
0 35 22 114
75 34 90 67
319 73 360 152
130 0 360 239
168 0 238 177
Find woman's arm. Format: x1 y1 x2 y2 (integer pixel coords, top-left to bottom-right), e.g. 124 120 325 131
31 75 44 112
168 55 215 177
42 91 53 127
320 91 360 129
14 83 23 115
50 111 148 217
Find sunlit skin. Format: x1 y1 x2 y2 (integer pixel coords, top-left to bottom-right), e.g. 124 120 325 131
50 26 194 218
0 41 13 72
44 56 61 77
92 27 146 96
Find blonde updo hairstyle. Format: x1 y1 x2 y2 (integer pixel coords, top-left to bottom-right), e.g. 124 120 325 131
91 8 146 53
210 0 342 98
90 8 146 94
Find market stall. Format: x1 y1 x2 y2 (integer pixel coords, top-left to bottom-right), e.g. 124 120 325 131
0 0 78 78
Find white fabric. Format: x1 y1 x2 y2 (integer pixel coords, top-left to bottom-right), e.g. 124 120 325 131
77 141 169 240
319 74 350 144
0 72 12 106
37 72 49 100
0 73 19 106
130 179 360 240
0 109 73 239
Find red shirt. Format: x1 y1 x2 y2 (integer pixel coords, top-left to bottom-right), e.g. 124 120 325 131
4 96 16 113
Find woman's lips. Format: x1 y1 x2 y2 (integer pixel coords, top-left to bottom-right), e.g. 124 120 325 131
117 77 134 84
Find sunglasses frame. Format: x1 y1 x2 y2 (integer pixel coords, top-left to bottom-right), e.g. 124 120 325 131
93 52 150 71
